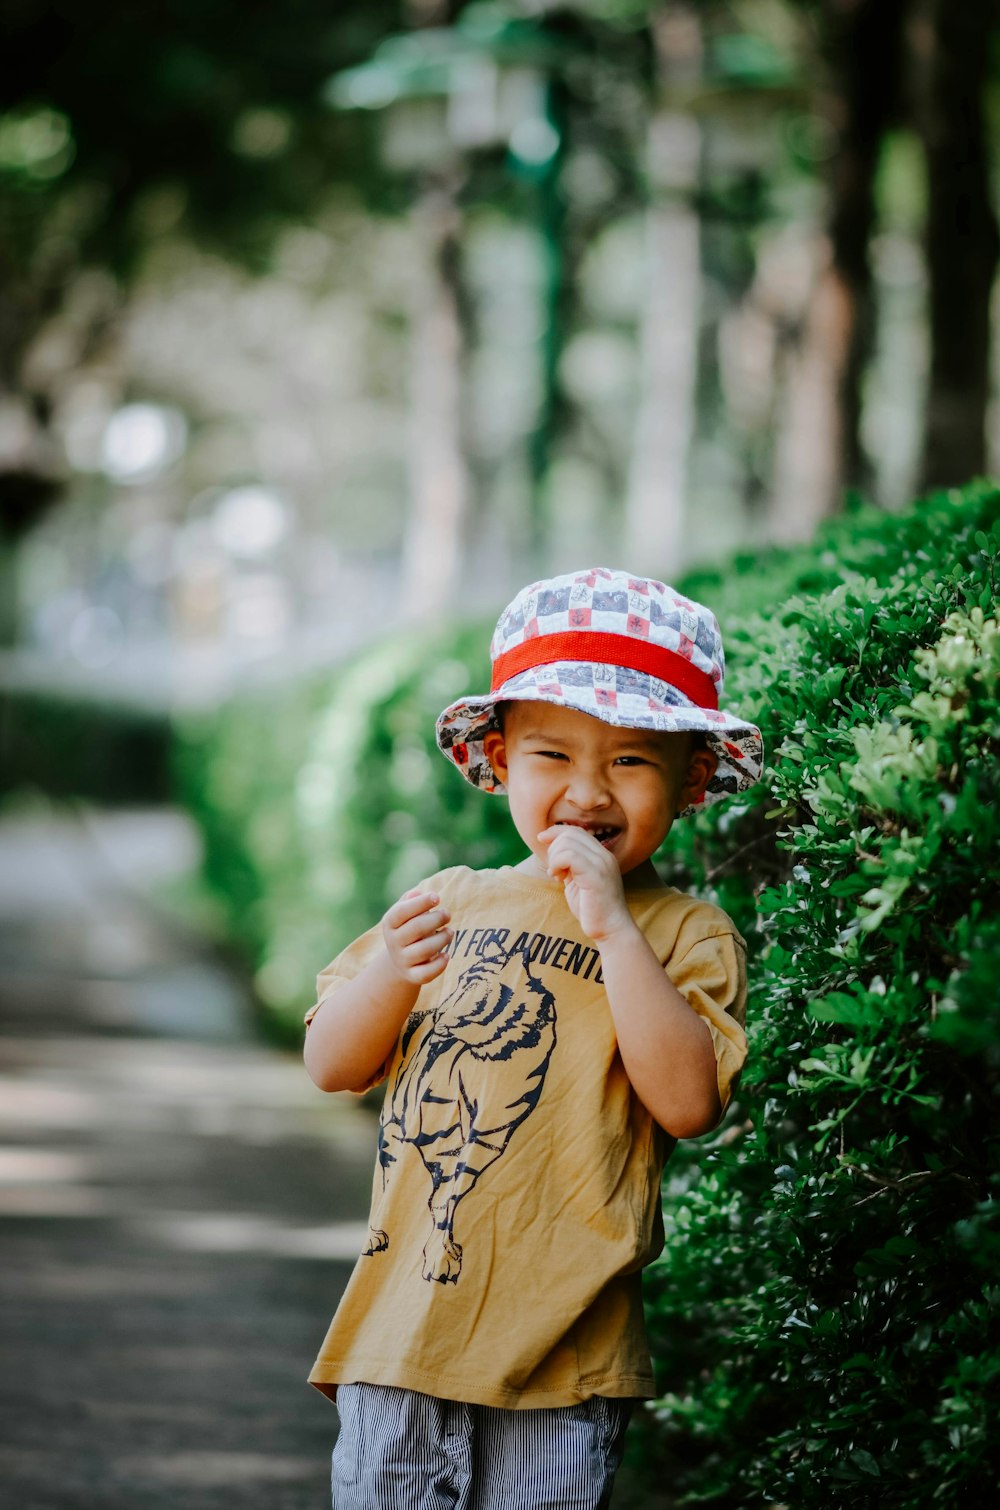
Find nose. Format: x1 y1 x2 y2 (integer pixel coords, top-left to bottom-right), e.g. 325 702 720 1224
565 766 612 811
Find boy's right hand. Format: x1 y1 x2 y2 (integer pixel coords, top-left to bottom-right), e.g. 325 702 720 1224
382 889 453 985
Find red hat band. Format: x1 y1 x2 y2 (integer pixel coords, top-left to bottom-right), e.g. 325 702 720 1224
490 630 719 711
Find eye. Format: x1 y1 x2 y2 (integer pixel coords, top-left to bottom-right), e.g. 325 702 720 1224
614 755 648 767
531 748 568 761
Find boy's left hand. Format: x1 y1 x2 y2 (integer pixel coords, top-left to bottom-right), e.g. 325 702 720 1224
538 825 635 942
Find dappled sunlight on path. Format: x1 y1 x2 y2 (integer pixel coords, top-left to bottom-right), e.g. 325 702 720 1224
0 806 373 1510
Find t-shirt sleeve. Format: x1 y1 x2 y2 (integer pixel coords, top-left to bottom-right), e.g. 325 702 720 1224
303 920 390 1092
664 929 748 1115
305 919 385 1027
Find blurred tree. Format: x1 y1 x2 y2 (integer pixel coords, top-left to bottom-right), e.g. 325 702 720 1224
797 0 999 506
3 0 999 612
911 0 1000 489
325 3 597 602
401 184 470 618
685 0 999 539
625 4 704 570
0 0 409 545
0 0 647 604
823 0 907 499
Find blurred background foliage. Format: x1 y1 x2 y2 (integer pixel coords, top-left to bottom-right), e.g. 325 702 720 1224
3 0 1000 682
3 1 1000 1501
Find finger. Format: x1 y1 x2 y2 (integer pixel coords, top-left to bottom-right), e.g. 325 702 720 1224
386 934 451 983
385 890 443 929
401 926 453 963
403 950 450 984
542 830 596 866
392 908 451 950
541 831 576 864
539 824 604 850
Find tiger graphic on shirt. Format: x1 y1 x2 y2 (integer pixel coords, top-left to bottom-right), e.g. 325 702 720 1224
364 943 557 1284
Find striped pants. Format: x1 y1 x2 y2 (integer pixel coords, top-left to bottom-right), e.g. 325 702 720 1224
331 1383 632 1510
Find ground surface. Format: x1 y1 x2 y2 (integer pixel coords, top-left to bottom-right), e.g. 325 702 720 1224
0 807 377 1510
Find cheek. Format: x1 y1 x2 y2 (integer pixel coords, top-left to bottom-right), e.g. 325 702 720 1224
631 769 672 805
639 783 680 833
515 772 554 814
508 767 564 830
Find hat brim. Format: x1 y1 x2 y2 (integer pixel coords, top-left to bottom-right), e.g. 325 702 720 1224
435 664 763 816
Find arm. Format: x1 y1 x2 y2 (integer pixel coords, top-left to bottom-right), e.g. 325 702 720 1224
303 889 453 1093
596 923 721 1138
540 827 722 1139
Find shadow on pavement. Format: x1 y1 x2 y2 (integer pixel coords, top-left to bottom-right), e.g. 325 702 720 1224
0 806 375 1510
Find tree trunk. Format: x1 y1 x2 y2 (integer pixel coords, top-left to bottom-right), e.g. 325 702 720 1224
625 5 702 575
823 0 907 496
625 110 701 575
769 240 854 542
0 269 65 562
400 187 470 621
525 78 569 570
909 0 1000 489
770 0 906 538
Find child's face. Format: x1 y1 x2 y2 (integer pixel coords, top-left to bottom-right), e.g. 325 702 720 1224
482 700 717 880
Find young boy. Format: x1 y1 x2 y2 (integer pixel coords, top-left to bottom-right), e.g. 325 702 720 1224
303 567 763 1509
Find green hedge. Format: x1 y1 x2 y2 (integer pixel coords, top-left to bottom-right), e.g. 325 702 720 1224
643 481 1000 1505
175 482 1000 1503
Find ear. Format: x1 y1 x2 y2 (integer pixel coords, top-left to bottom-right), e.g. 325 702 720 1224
482 729 510 786
679 745 718 811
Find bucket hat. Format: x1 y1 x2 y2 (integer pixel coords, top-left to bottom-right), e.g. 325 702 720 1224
435 567 763 814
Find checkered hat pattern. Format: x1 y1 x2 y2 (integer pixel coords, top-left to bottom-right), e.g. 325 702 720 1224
435 567 763 814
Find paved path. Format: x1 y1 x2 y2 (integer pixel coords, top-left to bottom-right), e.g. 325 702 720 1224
0 807 377 1510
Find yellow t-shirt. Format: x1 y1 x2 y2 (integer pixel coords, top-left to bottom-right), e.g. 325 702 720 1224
304 865 747 1410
